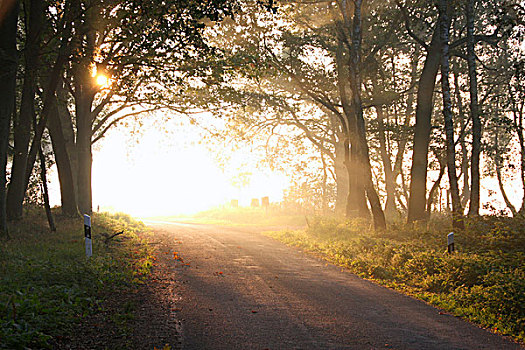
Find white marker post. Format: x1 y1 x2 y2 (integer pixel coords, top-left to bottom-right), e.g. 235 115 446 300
84 214 92 258
447 232 454 254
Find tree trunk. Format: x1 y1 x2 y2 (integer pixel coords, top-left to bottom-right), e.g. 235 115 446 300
335 30 368 219
10 10 73 218
335 0 385 229
6 0 43 220
496 160 517 216
75 93 95 215
494 130 517 216
47 95 78 217
392 48 418 211
399 165 410 209
73 3 100 216
334 134 349 216
38 146 56 231
0 0 19 237
348 0 386 230
426 150 447 216
453 61 470 208
407 14 443 224
21 50 71 213
513 104 525 214
354 112 385 229
320 151 328 214
376 106 397 218
344 139 369 217
506 69 525 213
56 82 78 200
467 0 481 217
439 0 463 229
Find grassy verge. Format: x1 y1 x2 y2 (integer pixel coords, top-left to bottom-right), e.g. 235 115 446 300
264 215 525 343
157 206 307 227
0 210 154 349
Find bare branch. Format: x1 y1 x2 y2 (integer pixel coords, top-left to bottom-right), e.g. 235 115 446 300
264 43 343 120
395 0 429 50
91 108 157 144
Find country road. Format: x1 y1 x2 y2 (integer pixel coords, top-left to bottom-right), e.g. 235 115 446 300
145 221 522 350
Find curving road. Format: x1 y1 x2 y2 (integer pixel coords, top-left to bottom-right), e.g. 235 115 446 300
146 221 522 350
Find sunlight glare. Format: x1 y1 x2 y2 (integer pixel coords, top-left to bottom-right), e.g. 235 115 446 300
90 115 289 217
95 74 108 87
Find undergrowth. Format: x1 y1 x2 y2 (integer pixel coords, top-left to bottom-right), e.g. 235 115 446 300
265 215 525 343
0 210 154 349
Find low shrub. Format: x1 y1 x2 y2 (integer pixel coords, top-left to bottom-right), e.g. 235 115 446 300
265 215 525 343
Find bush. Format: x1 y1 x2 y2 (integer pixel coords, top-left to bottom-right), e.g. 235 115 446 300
265 215 525 342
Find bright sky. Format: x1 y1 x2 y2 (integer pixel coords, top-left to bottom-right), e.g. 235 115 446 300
84 113 289 217
44 111 523 218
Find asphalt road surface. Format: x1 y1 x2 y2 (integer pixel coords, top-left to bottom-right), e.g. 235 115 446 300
147 221 522 350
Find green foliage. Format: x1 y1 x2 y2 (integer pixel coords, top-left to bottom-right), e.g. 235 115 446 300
0 211 153 349
265 215 525 343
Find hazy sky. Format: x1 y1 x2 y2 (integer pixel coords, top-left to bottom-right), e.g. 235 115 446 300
48 113 291 217
43 110 523 217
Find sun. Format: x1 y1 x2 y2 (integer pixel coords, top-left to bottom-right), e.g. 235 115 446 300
95 74 109 87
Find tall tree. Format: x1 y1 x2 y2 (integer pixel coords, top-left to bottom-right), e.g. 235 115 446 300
47 88 78 216
6 0 43 220
204 0 395 226
6 0 76 220
342 0 386 230
466 0 481 217
0 0 19 236
438 0 463 229
6 0 238 217
400 2 444 224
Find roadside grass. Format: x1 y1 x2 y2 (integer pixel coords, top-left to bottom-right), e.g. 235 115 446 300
183 206 307 227
0 209 154 349
264 215 525 343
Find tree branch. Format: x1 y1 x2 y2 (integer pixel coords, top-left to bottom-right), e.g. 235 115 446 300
395 0 429 50
91 108 157 144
